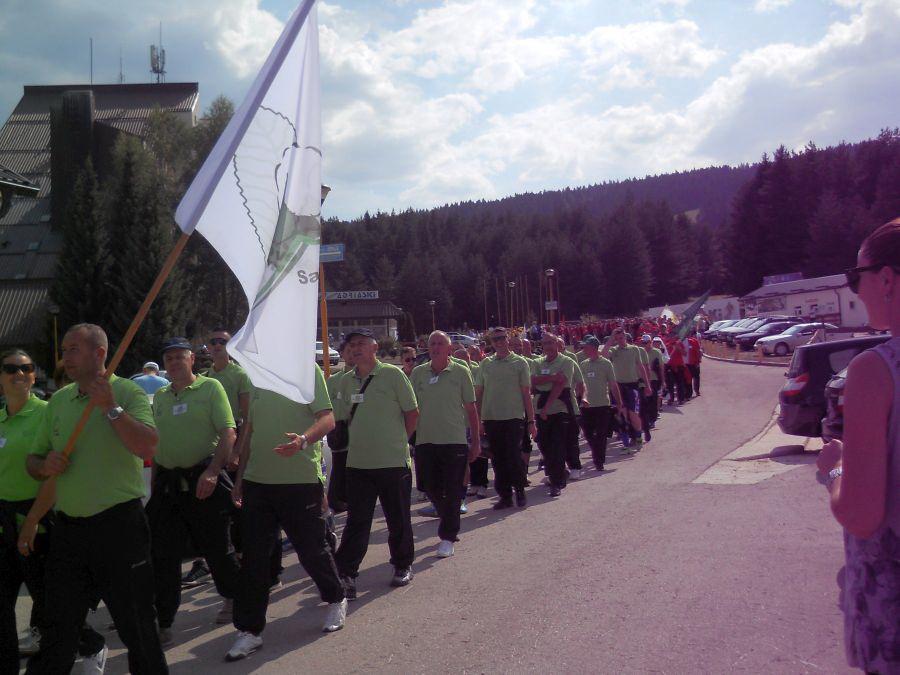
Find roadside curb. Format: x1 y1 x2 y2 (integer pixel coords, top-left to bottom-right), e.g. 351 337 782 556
701 351 787 368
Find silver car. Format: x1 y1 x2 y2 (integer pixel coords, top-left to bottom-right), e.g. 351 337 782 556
757 322 837 356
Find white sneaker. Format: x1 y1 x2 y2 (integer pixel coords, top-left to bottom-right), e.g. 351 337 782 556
216 598 234 624
225 631 263 661
437 540 455 558
81 644 108 675
18 626 40 656
322 598 347 633
569 469 582 481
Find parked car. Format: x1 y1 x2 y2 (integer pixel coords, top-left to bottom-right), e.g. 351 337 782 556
757 323 837 356
315 341 340 367
778 335 889 438
721 315 798 346
702 319 736 340
735 320 803 350
821 367 848 443
711 318 757 341
446 332 478 347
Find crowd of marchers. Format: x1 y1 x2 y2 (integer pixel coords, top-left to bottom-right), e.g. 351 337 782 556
1 313 705 672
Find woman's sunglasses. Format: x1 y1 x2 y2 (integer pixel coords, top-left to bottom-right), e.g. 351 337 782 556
845 263 898 294
2 363 35 374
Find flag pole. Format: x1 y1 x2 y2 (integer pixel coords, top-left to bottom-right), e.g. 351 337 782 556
320 262 331 378
19 230 191 552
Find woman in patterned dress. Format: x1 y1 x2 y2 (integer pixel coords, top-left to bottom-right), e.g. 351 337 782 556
818 217 900 674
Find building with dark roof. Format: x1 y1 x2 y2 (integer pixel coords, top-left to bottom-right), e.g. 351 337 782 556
0 82 199 355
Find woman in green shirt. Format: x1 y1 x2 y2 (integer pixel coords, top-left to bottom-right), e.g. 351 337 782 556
0 349 49 671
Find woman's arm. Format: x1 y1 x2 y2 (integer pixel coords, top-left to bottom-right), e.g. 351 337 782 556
829 350 892 539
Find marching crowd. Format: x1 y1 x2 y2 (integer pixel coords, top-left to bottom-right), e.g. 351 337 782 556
1 315 703 673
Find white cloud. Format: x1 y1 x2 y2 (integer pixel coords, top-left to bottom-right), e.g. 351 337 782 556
754 0 794 12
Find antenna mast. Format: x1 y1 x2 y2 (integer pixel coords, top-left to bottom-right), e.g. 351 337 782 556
149 22 166 84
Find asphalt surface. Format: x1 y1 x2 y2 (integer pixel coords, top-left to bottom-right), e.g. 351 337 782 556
18 358 850 673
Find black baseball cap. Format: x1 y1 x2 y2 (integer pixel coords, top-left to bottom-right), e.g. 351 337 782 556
344 329 376 342
161 337 193 353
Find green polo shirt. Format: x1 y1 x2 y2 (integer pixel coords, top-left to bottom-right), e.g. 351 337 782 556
474 352 531 421
645 347 664 381
244 366 331 485
607 345 643 384
340 361 418 469
580 357 617 407
0 395 47 501
410 359 475 445
327 368 348 421
152 375 235 469
205 361 252 423
532 353 576 415
30 376 154 518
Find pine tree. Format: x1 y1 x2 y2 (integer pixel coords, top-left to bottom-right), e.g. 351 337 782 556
51 159 109 331
103 136 185 374
598 206 651 315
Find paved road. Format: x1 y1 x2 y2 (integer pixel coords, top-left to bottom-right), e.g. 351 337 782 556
18 359 850 673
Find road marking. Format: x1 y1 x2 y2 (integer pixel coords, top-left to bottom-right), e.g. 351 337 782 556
693 408 817 485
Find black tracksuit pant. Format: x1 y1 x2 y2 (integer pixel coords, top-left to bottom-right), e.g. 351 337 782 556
565 413 582 470
536 413 569 489
26 499 167 675
578 406 613 468
415 444 468 542
335 467 414 578
687 364 700 395
146 467 240 630
483 420 525 499
469 457 489 488
327 449 349 512
0 501 51 675
234 481 343 636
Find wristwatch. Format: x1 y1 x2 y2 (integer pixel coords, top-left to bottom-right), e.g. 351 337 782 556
825 466 842 489
299 434 309 450
106 406 125 421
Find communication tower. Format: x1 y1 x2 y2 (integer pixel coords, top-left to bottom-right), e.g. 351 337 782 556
150 23 166 83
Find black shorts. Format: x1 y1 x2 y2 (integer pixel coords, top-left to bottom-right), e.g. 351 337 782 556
618 382 641 413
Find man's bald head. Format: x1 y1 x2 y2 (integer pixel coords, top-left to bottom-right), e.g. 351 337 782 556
65 323 108 351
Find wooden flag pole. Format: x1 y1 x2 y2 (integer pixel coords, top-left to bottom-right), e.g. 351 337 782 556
319 262 331 378
19 230 191 552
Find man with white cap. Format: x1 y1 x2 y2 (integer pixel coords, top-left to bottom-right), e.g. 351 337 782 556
133 362 169 396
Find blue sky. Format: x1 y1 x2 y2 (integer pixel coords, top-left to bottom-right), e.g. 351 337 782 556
1 0 898 219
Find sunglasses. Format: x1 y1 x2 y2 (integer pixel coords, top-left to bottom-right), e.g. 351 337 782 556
209 338 229 346
2 363 35 375
845 264 897 294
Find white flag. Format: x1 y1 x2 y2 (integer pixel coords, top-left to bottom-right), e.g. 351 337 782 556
175 0 321 403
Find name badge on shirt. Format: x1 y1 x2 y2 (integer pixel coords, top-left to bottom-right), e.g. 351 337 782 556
429 376 439 384
351 393 365 404
541 368 550 375
586 371 596 378
0 437 6 448
172 403 188 416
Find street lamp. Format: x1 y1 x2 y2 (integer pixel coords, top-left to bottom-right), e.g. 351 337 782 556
428 300 436 332
48 303 60 364
544 268 556 326
508 281 516 329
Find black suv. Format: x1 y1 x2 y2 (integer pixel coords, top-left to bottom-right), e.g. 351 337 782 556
722 316 797 346
778 335 889 437
736 319 802 350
